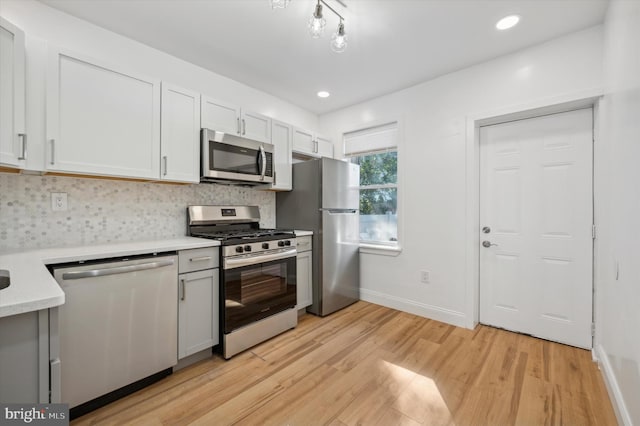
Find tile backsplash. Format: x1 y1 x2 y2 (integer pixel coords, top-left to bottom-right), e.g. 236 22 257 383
0 174 275 250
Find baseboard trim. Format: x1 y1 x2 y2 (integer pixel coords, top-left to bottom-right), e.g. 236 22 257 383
360 289 467 328
595 344 632 426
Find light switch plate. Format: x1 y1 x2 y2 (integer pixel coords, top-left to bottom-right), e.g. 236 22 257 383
51 192 68 211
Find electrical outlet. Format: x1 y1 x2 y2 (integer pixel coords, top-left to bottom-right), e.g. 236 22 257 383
420 270 430 284
51 192 68 211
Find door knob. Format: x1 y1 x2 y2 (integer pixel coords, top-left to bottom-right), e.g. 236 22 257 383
482 240 498 248
482 226 491 234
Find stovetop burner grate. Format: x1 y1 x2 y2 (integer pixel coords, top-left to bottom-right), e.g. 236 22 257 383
190 228 295 243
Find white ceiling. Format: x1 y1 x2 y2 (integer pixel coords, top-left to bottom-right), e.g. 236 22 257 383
39 0 608 115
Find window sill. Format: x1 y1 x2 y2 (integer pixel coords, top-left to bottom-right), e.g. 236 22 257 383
359 243 402 257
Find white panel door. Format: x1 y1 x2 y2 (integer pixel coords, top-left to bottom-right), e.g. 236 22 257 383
46 48 160 178
160 83 200 183
0 17 26 168
479 108 593 349
200 96 239 135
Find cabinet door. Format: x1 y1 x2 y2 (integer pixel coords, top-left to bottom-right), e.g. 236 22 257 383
315 134 334 158
160 83 200 183
0 312 40 403
269 120 292 190
201 96 239 135
178 269 219 359
46 48 160 178
292 127 317 157
0 17 26 168
296 250 313 309
241 110 271 143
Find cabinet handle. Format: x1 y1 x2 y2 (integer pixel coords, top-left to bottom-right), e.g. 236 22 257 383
163 156 168 176
242 118 246 135
273 170 277 186
180 278 186 301
50 139 55 165
17 133 27 160
314 140 318 153
237 118 241 135
189 256 212 262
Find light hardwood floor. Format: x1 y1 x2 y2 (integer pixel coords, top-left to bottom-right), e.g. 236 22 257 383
73 301 617 425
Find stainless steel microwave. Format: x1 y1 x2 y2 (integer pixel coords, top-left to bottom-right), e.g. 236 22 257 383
201 128 274 185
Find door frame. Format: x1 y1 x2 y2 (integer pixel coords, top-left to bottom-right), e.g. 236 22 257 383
463 88 602 332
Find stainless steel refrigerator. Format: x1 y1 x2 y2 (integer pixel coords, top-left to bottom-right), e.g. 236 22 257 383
276 157 360 316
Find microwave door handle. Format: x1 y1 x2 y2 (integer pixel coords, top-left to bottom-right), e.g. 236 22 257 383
259 145 266 181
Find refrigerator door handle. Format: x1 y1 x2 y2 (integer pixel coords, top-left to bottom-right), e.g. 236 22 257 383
319 208 358 214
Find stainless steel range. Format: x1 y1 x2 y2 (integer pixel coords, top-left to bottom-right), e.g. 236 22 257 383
187 205 297 359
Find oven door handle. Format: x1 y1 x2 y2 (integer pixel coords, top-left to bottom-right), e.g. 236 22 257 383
224 248 297 270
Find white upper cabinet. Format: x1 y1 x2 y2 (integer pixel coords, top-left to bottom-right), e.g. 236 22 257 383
292 127 333 158
315 134 334 158
200 97 239 135
269 120 292 191
292 127 315 154
201 96 271 143
241 110 271 143
46 47 161 179
160 83 200 183
0 18 26 169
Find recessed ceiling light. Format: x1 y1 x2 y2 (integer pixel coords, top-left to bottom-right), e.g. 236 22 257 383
496 15 520 30
317 91 330 98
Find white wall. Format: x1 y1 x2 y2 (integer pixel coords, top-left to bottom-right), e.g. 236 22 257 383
594 1 640 424
319 27 604 327
0 0 318 170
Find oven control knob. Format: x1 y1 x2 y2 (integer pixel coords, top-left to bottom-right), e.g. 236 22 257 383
262 243 269 249
235 246 243 253
244 245 252 252
277 241 285 247
284 240 291 246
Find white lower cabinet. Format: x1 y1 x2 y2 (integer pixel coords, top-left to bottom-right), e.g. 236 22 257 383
296 236 313 309
178 248 220 360
0 310 50 403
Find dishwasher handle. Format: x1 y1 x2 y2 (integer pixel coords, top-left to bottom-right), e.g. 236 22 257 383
61 259 175 280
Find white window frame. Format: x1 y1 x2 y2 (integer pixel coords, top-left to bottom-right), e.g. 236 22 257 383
343 121 402 254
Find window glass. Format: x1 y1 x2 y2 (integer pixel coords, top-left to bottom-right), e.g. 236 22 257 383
350 151 398 245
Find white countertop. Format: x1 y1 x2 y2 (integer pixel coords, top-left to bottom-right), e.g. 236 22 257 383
294 230 314 237
0 237 220 318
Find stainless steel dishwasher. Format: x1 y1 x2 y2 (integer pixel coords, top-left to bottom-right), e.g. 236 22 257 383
50 252 178 417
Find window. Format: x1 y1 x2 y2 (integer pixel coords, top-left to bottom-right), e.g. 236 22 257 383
344 122 398 246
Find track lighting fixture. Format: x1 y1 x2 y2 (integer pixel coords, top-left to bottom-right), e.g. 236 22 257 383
269 0 348 53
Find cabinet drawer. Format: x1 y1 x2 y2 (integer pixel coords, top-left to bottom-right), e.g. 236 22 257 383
296 236 312 252
179 247 219 273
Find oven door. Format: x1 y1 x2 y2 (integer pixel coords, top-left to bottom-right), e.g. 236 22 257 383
201 129 273 184
222 250 296 333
